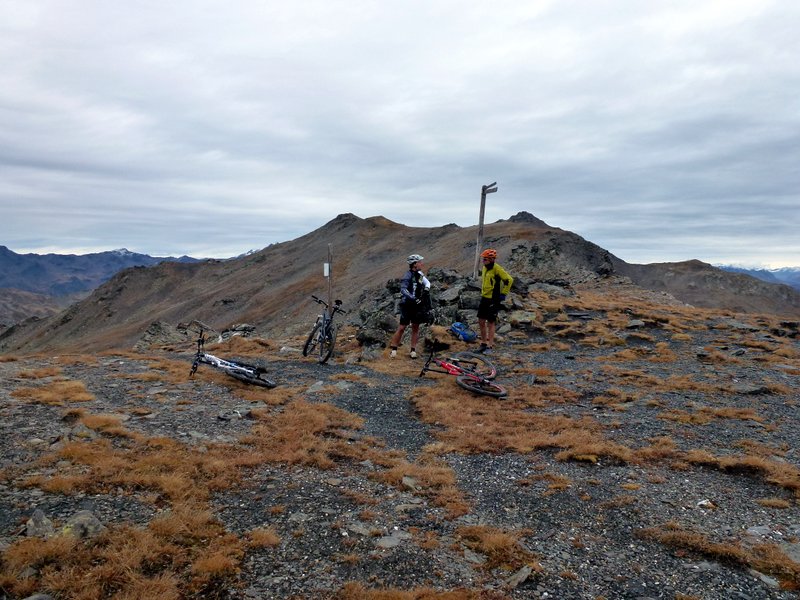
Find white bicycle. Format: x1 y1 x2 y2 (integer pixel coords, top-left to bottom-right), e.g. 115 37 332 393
182 320 276 388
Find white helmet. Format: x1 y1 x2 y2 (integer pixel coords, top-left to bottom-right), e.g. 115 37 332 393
407 254 424 265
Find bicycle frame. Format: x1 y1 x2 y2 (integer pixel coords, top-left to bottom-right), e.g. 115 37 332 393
183 320 276 388
419 347 507 398
421 356 470 377
190 330 246 376
302 295 346 364
420 351 480 380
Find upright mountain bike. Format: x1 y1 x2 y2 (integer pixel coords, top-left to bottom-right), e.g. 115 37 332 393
302 295 346 364
183 320 276 388
419 346 507 398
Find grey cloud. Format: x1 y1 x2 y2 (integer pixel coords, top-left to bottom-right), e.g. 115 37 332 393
0 1 798 266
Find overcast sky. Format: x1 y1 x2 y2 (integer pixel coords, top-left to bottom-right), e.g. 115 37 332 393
1 1 798 267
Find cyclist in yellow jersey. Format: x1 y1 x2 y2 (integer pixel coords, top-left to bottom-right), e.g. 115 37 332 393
475 248 513 354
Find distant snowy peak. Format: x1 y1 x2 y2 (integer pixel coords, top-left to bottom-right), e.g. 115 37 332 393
233 249 259 259
716 264 800 291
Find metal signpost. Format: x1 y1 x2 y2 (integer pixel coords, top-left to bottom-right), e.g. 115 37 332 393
473 182 498 278
324 244 333 317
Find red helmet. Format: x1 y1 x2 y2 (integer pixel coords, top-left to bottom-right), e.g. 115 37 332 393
480 248 497 260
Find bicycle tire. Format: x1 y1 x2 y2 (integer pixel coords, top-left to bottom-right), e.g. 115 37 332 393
456 375 507 398
318 325 336 364
303 321 321 357
451 352 497 380
224 368 277 388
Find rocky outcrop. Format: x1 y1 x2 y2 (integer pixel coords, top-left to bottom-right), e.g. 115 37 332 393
354 267 558 348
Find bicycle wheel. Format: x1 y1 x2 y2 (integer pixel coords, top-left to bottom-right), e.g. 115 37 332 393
303 321 321 357
318 325 336 364
456 375 507 398
451 351 497 380
224 368 277 388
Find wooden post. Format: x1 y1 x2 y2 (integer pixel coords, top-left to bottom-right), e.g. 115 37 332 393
473 182 498 278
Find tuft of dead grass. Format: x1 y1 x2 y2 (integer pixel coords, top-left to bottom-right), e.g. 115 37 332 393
411 383 636 464
248 527 281 548
456 524 540 571
11 378 95 405
17 366 63 379
639 524 800 588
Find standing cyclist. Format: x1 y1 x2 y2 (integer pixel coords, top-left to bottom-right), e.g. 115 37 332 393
389 254 431 359
475 248 513 354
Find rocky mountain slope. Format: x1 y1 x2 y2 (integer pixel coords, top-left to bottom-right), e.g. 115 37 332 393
1 212 798 355
612 259 800 315
0 289 64 328
719 266 800 291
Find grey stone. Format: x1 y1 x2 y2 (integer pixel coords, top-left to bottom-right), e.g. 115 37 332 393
438 286 463 303
26 509 55 538
507 565 533 588
62 510 105 539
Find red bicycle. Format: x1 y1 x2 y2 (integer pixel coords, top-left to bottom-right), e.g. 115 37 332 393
419 346 507 398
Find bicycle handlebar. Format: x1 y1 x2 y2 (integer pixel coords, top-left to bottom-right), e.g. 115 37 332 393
311 295 347 315
179 320 218 334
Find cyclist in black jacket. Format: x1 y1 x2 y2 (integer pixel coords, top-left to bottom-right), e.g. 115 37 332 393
389 253 430 359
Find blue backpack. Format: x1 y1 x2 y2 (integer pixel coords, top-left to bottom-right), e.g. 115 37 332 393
449 321 477 342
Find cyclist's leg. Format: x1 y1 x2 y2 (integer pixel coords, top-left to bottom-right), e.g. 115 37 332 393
409 323 420 358
390 305 412 357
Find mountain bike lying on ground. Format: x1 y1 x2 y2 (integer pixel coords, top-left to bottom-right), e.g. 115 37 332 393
181 320 276 388
418 343 508 398
302 295 346 364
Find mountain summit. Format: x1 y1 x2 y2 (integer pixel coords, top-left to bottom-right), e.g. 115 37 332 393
1 214 798 353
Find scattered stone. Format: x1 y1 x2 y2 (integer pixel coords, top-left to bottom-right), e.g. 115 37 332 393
26 509 55 538
748 569 779 588
745 525 772 537
507 565 534 588
401 476 418 491
61 510 105 539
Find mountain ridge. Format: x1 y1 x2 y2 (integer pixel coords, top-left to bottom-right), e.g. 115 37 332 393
717 265 800 291
0 245 200 297
1 212 798 354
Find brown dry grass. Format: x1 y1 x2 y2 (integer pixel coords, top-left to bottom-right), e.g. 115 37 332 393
207 335 273 358
243 399 470 517
756 498 792 509
639 524 800 588
11 379 95 405
0 518 240 599
411 382 636 464
684 451 800 498
456 524 540 571
16 366 63 379
659 406 765 425
2 420 253 598
55 353 99 366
